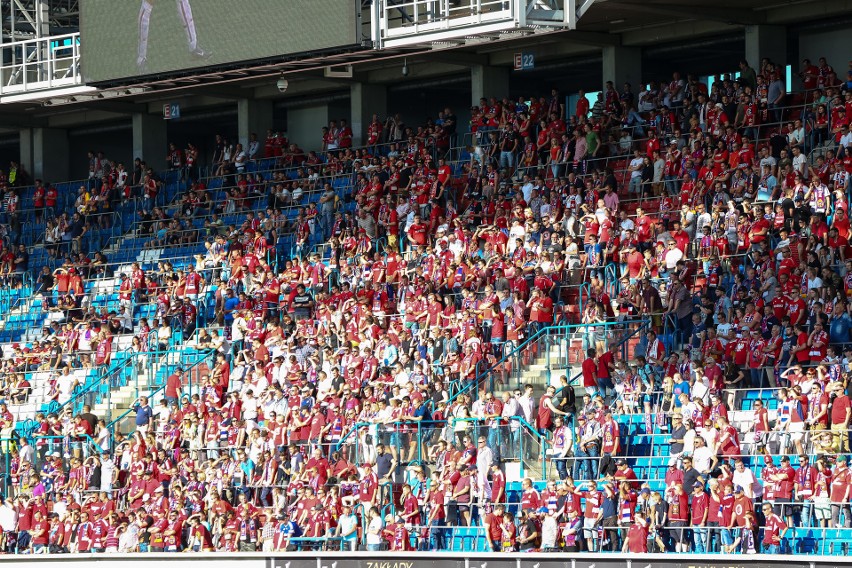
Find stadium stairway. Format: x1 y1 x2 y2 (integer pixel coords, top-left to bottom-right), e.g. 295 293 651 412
515 335 583 388
500 386 783 497
0 176 191 343
489 321 647 402
88 358 153 425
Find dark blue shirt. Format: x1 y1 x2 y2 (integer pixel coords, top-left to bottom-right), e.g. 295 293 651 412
134 403 153 426
376 452 393 480
223 296 240 323
830 313 852 345
413 402 432 425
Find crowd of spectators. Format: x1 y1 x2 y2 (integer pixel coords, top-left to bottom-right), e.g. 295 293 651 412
0 53 851 557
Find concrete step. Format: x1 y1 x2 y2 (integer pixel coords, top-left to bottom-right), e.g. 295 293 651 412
92 373 155 418
525 361 572 372
94 392 136 406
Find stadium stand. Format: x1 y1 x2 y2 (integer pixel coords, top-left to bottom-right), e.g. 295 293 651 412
0 44 852 559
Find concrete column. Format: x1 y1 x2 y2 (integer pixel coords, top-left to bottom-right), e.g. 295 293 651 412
471 65 510 106
19 128 33 180
286 104 331 153
131 113 167 165
745 25 787 71
31 128 69 182
350 83 387 147
237 98 274 150
602 45 642 92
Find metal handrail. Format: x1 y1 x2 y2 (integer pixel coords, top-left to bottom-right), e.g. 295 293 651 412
452 414 547 478
448 318 646 408
0 32 81 96
105 346 213 435
0 276 41 333
40 356 137 424
331 414 546 478
94 172 357 256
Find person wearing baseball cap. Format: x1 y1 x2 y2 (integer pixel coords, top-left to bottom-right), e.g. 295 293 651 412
690 480 710 552
517 506 539 551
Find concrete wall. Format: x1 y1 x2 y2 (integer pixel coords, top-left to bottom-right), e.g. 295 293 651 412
286 101 349 153
798 26 849 89
0 554 265 568
0 550 838 568
387 88 471 146
68 128 133 180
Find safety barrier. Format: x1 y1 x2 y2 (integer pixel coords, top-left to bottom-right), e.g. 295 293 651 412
0 550 843 567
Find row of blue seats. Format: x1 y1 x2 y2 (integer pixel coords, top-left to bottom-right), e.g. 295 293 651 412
2 174 193 342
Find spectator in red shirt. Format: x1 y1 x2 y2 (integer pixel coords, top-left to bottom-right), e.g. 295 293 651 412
830 381 851 453
520 477 541 512
164 367 184 406
761 502 788 554
690 482 710 552
581 348 598 393
621 511 649 553
668 483 689 552
406 215 428 248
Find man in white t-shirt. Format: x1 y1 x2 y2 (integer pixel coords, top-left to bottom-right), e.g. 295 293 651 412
758 146 777 176
619 210 635 240
315 370 334 402
233 143 247 173
715 314 733 346
840 125 852 149
365 507 384 551
691 435 716 474
0 496 17 536
695 204 712 233
732 459 760 499
231 310 248 351
241 389 259 426
56 368 79 400
792 145 808 178
664 240 684 270
540 509 559 549
100 457 116 493
521 175 535 202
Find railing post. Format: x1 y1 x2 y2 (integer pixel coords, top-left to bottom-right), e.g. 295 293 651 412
47 39 54 88
106 375 112 425
354 424 361 465
545 327 551 388
519 428 525 478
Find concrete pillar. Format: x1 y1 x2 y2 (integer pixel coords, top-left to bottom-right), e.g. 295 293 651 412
350 83 387 147
286 104 331 153
471 65 510 106
602 45 642 92
131 113 167 166
237 98 274 150
30 128 69 182
745 25 787 71
19 128 33 180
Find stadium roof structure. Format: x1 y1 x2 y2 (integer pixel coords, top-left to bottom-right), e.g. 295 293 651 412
0 0 848 121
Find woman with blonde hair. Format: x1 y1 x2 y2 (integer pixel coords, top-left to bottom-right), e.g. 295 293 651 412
659 376 676 429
